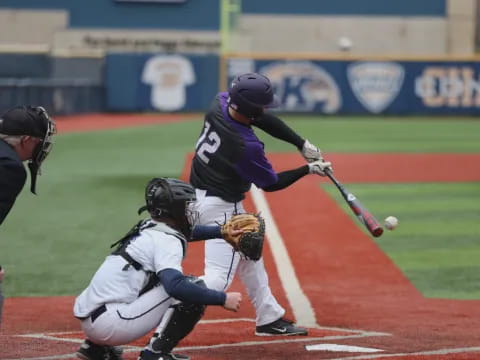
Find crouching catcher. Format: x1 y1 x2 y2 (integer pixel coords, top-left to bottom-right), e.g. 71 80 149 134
73 178 244 360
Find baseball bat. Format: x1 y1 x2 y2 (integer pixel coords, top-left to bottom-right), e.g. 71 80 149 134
325 170 383 237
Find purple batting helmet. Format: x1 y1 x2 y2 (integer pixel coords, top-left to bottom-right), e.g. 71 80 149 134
228 73 280 118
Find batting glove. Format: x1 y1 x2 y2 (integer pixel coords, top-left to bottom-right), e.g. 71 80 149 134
301 140 323 163
308 159 332 176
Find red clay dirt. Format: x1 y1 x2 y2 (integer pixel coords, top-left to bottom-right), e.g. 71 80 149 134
2 115 480 359
55 113 199 133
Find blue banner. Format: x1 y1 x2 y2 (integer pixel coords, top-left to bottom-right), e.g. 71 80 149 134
106 53 219 111
227 58 480 115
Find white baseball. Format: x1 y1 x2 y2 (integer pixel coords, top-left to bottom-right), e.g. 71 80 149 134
338 36 353 51
384 216 399 230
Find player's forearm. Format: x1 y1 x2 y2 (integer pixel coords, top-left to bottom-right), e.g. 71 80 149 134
253 113 304 149
158 269 226 305
190 225 222 241
261 165 309 192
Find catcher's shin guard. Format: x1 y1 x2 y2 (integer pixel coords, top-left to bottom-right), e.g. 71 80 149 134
149 278 206 354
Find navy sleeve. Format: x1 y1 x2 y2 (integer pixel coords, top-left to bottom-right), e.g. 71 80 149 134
262 165 309 192
158 268 226 305
190 225 222 241
0 159 27 225
252 113 305 149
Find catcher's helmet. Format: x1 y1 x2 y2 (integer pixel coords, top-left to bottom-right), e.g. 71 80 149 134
140 178 197 238
228 73 279 119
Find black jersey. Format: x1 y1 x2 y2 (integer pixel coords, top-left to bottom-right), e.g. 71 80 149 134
0 139 27 225
190 92 278 202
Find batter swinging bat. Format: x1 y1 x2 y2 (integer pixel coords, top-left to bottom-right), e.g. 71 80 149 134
325 170 383 237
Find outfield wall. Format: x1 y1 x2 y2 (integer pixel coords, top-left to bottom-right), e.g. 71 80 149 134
2 52 480 115
104 53 480 115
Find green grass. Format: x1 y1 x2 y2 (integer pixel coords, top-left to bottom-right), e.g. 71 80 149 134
1 121 201 297
263 116 480 153
1 116 479 298
323 182 480 299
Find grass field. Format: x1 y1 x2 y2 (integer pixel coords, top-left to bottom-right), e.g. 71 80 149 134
1 116 479 299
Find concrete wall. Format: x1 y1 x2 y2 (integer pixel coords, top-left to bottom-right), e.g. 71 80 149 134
0 10 67 52
228 0 477 56
0 0 219 30
0 0 475 57
447 0 477 55
233 15 447 56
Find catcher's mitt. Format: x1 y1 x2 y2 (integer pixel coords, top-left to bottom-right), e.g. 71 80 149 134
221 213 265 261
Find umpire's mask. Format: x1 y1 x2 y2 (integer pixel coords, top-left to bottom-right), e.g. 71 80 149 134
28 108 56 194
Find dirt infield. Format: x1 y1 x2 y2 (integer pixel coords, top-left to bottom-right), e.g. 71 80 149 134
55 113 199 133
1 114 480 359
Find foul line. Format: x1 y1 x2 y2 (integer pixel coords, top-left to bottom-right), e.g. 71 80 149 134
5 344 480 360
9 330 388 360
328 346 480 360
250 185 318 328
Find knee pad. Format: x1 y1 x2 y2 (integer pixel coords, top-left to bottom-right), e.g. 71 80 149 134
151 276 206 353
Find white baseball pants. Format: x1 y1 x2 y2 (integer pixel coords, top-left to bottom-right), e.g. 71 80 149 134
79 286 173 346
194 189 284 326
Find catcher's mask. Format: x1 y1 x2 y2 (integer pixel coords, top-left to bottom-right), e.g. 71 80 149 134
0 106 56 194
228 73 280 119
138 178 198 238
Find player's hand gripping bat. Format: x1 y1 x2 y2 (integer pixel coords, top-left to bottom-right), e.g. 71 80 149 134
325 169 383 237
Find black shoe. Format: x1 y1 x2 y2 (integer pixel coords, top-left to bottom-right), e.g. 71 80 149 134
255 318 308 336
138 350 190 360
77 339 124 360
106 346 124 360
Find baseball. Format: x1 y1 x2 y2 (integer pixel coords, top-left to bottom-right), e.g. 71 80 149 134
384 216 399 230
338 36 353 51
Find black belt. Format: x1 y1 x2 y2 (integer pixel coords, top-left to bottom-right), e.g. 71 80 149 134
205 190 219 197
77 304 107 323
204 189 241 202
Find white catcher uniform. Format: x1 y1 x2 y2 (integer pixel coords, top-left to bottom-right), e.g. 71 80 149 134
74 220 185 345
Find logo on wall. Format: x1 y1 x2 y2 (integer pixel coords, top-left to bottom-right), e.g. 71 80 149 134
348 62 404 113
142 55 195 111
415 66 480 108
259 61 341 113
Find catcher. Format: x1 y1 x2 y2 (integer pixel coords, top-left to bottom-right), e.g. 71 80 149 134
74 177 264 360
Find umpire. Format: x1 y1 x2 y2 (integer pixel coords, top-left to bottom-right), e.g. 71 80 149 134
0 105 56 326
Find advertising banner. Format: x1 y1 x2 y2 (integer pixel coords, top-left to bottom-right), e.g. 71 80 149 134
106 53 219 111
227 58 480 115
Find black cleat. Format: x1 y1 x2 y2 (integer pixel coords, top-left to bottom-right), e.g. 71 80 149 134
76 339 123 360
255 318 308 336
138 350 190 360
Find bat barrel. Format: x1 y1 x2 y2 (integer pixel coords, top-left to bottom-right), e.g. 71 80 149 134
372 227 384 237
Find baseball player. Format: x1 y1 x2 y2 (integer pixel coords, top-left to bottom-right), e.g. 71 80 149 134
190 73 331 335
74 178 243 360
0 105 56 327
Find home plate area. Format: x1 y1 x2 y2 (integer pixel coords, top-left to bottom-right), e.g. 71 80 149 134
5 319 391 360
